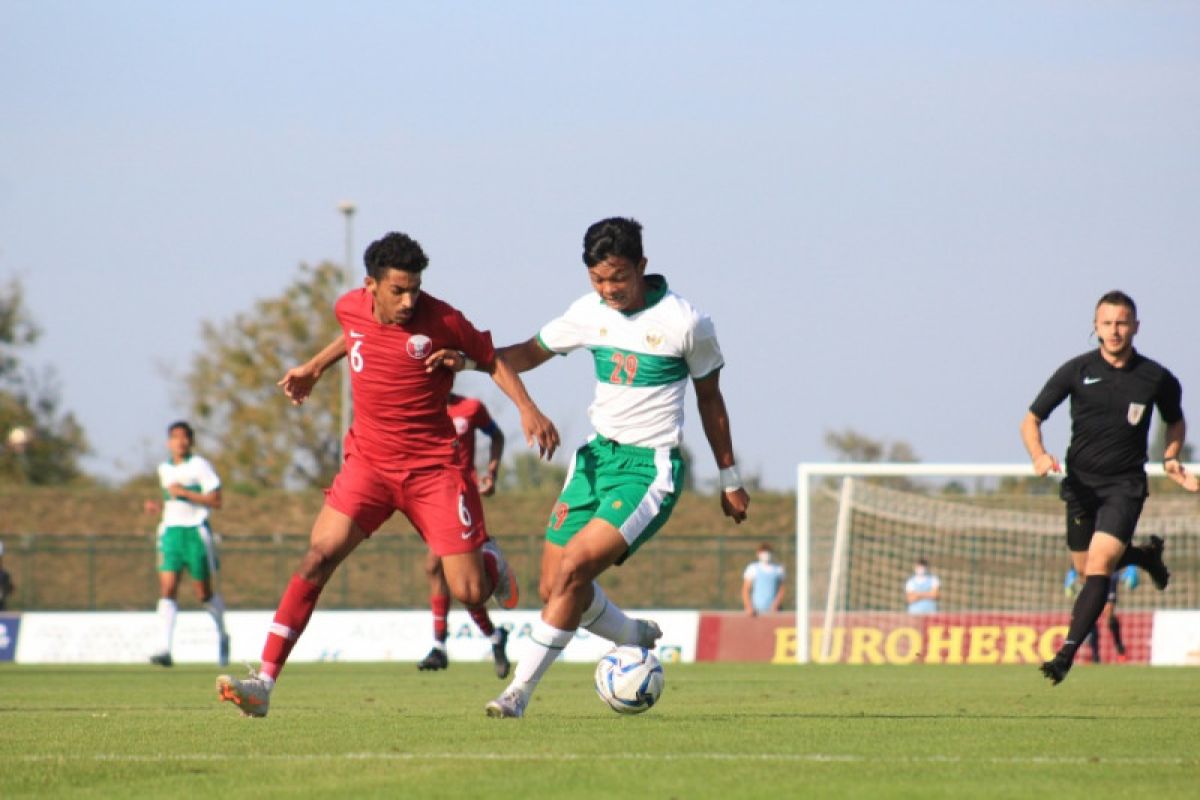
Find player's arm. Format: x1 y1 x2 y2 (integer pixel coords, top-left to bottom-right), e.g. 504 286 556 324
165 485 222 509
480 353 560 460
693 369 749 523
425 337 556 375
1162 418 1199 492
496 337 557 373
478 422 505 496
1020 411 1061 476
278 333 347 405
1023 364 1073 476
741 577 755 615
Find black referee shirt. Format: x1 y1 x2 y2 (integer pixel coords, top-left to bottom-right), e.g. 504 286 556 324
1029 349 1183 483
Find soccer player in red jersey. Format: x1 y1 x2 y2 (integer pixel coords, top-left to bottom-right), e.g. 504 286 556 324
217 231 558 717
417 392 512 677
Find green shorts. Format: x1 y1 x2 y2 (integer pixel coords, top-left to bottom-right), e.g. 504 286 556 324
157 523 219 580
545 435 685 564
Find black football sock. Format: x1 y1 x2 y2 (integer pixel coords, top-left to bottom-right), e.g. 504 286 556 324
1116 545 1146 569
1059 575 1110 662
1087 626 1100 663
1109 613 1125 655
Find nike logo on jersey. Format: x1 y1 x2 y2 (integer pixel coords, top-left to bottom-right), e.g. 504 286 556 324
1083 377 1102 385
461 530 473 540
349 330 366 339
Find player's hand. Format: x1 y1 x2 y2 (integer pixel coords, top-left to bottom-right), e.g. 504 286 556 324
278 363 322 405
425 349 469 373
478 473 497 497
721 487 750 524
1164 459 1200 492
142 499 162 515
1032 453 1061 477
520 406 560 460
165 483 187 499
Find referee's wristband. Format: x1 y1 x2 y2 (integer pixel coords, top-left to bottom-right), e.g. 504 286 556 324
719 465 743 494
457 351 477 371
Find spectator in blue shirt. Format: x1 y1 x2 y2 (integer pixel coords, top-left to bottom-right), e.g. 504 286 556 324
742 543 785 615
905 558 940 614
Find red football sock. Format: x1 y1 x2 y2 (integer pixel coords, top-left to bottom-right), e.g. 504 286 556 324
467 605 495 637
260 574 323 681
431 594 450 642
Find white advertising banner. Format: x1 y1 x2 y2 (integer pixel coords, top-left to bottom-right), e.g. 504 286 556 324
14 609 699 665
1149 610 1200 666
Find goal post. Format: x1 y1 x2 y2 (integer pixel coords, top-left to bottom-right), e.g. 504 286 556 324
794 462 1193 665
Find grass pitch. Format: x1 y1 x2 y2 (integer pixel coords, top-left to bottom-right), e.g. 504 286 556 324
2 662 1198 798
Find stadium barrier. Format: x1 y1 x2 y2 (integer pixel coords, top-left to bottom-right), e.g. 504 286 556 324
4 608 1197 666
8 609 699 665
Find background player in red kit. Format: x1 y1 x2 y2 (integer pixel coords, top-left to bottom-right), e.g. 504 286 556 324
418 392 511 677
217 231 558 717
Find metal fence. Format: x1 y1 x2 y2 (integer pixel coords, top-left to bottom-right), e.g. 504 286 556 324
0 532 795 612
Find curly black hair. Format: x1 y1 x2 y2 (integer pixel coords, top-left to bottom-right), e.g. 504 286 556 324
582 217 643 268
363 232 429 280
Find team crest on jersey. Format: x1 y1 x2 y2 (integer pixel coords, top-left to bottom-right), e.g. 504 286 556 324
406 334 433 359
1127 403 1146 426
645 330 665 349
598 327 608 338
453 416 469 435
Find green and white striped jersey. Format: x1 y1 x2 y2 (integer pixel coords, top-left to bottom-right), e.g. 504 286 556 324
537 275 724 448
157 454 221 527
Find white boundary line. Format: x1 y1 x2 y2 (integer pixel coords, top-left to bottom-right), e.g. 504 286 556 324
11 752 1196 766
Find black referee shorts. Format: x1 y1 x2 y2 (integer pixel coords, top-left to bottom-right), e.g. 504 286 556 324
1060 474 1146 551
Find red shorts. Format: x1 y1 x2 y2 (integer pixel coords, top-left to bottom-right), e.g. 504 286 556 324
325 454 488 556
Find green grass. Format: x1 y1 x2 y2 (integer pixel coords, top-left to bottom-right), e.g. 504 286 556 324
1 662 1198 798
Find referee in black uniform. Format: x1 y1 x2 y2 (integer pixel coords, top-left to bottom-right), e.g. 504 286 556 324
1021 290 1198 685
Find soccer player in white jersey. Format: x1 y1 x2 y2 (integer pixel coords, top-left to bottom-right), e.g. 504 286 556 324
146 421 229 667
478 216 751 717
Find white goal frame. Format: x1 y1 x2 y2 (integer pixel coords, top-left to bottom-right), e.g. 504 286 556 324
793 462 1180 664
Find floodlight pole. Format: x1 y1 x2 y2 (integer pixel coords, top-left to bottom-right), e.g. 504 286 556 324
337 201 357 464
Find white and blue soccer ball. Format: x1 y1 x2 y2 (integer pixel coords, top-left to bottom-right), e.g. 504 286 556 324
594 645 664 715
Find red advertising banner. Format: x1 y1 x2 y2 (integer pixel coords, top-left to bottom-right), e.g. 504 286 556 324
697 611 1153 665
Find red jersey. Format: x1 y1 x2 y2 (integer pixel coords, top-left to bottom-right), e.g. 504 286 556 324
335 288 496 470
447 394 496 476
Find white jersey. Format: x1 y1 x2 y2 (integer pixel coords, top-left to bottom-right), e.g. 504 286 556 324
537 275 724 448
157 454 221 528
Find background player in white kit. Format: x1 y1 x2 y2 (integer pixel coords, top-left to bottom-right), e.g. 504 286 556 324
145 421 229 667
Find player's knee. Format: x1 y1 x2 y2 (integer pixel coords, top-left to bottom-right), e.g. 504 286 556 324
451 574 488 607
550 555 593 601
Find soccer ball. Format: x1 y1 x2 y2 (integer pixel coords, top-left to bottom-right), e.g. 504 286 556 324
594 645 664 715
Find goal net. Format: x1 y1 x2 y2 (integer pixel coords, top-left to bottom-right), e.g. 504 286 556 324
794 463 1200 665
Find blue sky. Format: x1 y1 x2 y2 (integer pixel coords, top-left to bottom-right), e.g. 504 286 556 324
2 1 1198 490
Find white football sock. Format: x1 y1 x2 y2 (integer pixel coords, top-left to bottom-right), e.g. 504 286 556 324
579 583 638 644
204 593 227 635
157 598 178 654
508 619 573 698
